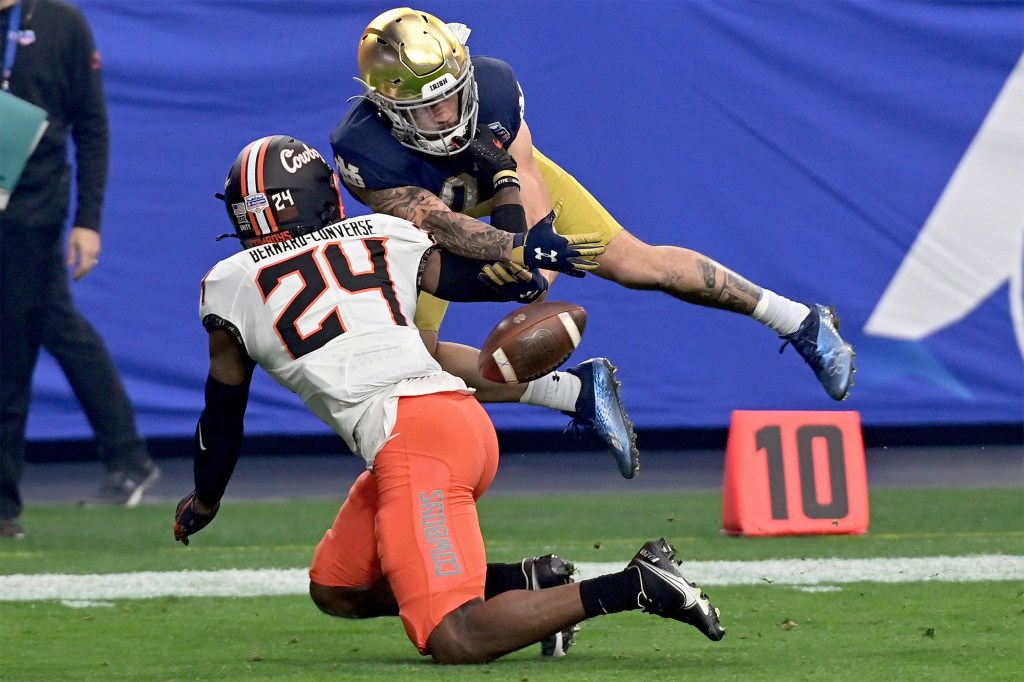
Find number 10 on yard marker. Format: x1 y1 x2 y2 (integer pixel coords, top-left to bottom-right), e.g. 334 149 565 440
721 410 869 536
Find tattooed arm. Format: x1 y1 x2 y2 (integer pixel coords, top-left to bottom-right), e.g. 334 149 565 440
351 185 515 261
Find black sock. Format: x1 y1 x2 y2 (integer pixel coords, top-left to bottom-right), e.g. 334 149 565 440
578 569 642 618
484 561 528 599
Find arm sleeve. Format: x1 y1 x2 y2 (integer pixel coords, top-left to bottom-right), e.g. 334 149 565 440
488 201 528 235
428 249 546 302
193 374 250 505
66 6 109 230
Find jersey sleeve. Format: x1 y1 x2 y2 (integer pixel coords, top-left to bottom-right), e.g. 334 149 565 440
199 260 247 345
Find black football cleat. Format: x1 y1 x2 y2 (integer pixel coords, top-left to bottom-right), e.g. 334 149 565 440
627 538 725 641
522 554 580 656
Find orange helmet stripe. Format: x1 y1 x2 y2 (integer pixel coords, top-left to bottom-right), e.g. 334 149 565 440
241 136 280 236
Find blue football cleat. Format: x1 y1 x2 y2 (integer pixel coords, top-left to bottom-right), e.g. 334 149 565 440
564 358 640 479
779 304 856 401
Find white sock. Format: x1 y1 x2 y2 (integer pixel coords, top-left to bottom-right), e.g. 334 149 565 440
752 289 811 335
519 371 582 413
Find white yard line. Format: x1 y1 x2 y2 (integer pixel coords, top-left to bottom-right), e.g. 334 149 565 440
1 555 1021 602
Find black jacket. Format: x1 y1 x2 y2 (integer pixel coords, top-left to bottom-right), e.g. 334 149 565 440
0 0 108 232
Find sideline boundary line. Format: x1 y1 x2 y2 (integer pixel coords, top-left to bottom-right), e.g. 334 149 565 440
2 554 1021 602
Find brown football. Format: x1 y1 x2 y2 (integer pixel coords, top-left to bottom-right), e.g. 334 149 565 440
479 301 587 384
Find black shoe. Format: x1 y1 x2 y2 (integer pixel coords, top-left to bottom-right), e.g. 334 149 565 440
522 554 580 657
0 518 25 539
81 464 162 508
627 538 725 641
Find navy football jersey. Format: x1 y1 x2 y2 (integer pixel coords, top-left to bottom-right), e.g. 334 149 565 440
330 56 524 215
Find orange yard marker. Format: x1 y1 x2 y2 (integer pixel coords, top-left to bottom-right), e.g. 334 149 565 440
722 410 869 536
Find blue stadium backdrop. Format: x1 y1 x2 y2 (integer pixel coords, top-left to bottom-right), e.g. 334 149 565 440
25 1 1024 442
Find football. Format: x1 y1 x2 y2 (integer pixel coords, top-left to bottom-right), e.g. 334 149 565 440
479 301 587 384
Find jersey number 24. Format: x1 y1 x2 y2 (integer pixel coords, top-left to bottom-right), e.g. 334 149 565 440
256 240 407 359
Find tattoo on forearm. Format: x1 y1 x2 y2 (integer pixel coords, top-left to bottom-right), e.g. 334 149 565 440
364 186 512 261
692 257 760 314
699 259 717 289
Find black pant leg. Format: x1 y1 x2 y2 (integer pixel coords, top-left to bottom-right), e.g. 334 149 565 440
38 238 151 474
0 229 54 520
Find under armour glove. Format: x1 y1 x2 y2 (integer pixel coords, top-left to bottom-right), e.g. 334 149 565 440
173 490 220 547
479 261 549 303
512 212 605 277
455 124 520 193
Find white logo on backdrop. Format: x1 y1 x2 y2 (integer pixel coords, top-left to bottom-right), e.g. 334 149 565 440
865 54 1024 359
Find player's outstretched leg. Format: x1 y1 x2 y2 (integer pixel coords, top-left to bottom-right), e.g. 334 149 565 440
779 304 856 401
427 537 725 663
563 358 640 479
627 537 725 641
521 554 579 656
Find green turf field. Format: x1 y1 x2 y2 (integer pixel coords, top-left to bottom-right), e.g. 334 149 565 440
1 488 1022 681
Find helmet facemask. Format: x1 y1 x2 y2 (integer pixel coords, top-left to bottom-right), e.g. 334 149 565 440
364 60 479 156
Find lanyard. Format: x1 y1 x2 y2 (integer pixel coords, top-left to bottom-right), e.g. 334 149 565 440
2 2 22 91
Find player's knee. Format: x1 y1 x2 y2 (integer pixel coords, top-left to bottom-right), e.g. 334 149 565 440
427 602 491 664
603 236 700 291
308 581 364 619
428 631 490 665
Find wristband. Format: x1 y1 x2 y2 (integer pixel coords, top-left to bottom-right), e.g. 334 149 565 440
493 170 521 193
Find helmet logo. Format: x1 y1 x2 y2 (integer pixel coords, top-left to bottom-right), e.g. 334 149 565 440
280 144 324 174
244 193 269 213
423 74 455 98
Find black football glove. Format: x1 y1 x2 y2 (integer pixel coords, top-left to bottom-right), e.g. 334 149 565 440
173 490 220 546
455 124 520 193
478 261 549 303
512 212 604 277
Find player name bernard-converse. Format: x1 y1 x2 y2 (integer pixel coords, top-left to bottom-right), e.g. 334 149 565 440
246 220 379 263
311 219 377 241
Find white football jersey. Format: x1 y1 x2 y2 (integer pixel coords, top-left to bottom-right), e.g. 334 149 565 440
199 214 470 463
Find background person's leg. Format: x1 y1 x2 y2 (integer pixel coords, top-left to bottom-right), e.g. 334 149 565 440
0 230 54 531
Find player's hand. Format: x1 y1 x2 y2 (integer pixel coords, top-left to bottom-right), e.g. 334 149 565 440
173 490 220 547
454 124 520 193
512 212 604 277
479 261 548 303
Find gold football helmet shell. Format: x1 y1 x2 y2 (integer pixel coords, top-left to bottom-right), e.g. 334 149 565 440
357 8 479 155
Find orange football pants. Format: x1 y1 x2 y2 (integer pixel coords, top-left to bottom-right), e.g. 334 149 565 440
309 392 499 653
